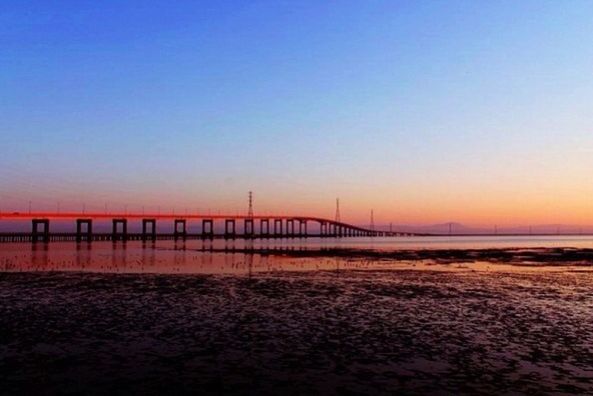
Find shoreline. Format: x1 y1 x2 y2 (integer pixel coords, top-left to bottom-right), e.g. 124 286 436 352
176 246 593 266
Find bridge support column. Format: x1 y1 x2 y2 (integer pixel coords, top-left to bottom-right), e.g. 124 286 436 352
319 222 326 237
32 219 49 243
225 219 236 239
274 219 283 237
174 219 187 240
76 219 92 242
299 220 307 237
260 219 270 237
244 219 254 238
142 219 156 241
112 219 128 241
202 219 214 239
286 219 294 238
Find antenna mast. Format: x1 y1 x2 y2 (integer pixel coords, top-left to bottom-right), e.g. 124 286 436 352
248 191 254 218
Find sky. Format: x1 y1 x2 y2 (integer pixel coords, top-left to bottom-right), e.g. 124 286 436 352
2 1 593 227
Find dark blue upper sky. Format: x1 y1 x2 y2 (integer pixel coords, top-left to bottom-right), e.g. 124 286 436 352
2 1 593 225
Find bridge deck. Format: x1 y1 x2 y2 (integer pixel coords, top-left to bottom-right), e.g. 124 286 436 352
0 212 412 243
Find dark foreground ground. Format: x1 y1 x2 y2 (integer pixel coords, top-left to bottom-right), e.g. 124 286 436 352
1 268 593 395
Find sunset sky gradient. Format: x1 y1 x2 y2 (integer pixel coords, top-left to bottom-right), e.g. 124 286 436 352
2 1 593 226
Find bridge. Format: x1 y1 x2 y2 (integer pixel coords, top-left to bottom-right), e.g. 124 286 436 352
0 212 421 243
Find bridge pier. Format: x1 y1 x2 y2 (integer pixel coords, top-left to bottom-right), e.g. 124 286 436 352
32 219 49 243
112 219 128 241
76 219 92 242
274 219 282 237
285 219 293 237
202 219 214 239
298 220 307 237
174 219 187 240
142 219 157 241
260 219 270 237
244 219 254 238
225 219 236 239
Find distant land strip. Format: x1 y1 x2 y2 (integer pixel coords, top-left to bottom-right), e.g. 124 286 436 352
176 247 593 265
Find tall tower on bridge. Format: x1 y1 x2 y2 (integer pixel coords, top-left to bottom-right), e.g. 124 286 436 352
335 198 341 222
248 191 254 218
370 209 375 231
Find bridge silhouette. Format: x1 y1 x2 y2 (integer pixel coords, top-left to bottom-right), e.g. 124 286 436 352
0 212 422 243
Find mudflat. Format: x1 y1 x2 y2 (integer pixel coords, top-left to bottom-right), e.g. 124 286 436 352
1 266 592 395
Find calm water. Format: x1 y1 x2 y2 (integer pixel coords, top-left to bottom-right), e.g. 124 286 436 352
2 235 593 274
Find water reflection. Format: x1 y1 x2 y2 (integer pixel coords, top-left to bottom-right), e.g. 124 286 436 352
112 242 127 272
141 241 156 271
31 242 49 271
76 242 91 270
1 240 352 274
2 238 593 274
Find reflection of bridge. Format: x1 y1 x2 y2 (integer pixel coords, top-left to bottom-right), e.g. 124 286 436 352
0 212 422 243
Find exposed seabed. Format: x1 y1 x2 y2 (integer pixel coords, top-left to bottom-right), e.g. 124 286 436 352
2 251 593 395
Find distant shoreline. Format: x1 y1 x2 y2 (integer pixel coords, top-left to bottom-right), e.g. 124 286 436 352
182 246 593 266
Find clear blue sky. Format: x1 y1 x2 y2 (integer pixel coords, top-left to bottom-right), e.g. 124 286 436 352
2 1 593 225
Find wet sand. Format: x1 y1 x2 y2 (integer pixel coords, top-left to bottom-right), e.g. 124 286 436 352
1 265 593 395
